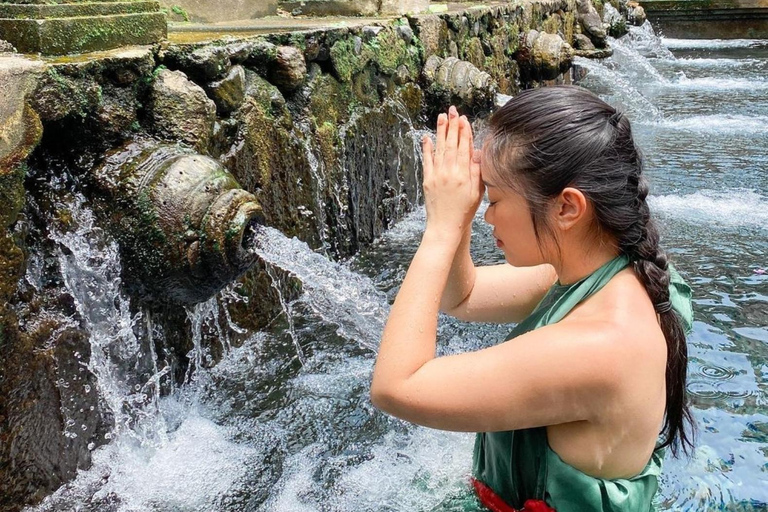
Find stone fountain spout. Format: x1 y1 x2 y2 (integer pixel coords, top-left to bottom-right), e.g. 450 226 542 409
91 140 264 304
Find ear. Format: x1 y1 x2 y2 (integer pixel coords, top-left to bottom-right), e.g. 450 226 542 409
553 187 588 230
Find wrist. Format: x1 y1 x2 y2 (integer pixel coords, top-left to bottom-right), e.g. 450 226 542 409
421 224 465 250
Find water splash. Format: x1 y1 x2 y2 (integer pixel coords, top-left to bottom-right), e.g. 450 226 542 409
250 225 389 352
50 194 167 442
573 56 664 121
626 23 676 60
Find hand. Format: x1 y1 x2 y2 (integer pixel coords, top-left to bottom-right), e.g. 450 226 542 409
422 106 485 243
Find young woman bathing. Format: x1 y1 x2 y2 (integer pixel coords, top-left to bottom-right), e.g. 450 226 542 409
370 86 694 511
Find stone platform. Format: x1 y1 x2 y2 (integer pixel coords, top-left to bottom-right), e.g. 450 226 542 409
639 0 768 38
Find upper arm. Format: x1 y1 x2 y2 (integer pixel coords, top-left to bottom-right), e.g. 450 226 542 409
373 320 625 432
442 263 557 324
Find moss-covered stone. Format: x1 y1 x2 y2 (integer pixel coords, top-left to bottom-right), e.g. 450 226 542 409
329 27 422 100
0 8 166 56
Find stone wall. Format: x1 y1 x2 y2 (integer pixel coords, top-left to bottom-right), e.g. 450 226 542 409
639 0 768 38
0 1 623 509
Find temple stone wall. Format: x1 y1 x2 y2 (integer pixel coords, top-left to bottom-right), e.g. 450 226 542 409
639 0 768 37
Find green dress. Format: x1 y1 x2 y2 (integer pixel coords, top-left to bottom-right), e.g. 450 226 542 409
472 255 694 511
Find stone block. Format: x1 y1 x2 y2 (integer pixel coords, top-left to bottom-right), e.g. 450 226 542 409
0 1 166 55
160 0 277 23
379 0 430 15
0 54 43 170
280 0 380 16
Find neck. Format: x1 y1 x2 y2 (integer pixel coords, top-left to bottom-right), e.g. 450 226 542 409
554 237 621 286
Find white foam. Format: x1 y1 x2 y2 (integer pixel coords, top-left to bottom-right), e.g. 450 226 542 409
29 408 261 512
266 428 474 512
662 38 768 49
655 115 768 135
668 57 764 68
673 76 768 90
650 189 768 229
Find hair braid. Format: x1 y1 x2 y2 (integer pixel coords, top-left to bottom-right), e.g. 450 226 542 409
619 145 694 457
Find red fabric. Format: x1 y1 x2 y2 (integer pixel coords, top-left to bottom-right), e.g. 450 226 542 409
471 478 556 512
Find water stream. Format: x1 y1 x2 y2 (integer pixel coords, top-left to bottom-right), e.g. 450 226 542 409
29 24 768 512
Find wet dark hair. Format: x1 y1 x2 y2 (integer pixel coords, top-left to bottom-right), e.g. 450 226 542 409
487 85 694 456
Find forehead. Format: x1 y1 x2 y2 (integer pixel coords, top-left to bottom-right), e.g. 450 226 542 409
480 138 502 187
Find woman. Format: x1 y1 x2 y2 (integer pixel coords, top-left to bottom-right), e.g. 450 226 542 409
370 86 694 511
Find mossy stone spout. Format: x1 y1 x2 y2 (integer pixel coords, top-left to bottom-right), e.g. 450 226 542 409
92 140 264 304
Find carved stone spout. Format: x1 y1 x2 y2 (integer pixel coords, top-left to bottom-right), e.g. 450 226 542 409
91 140 264 304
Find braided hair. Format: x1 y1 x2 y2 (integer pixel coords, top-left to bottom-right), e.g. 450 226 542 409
487 85 694 456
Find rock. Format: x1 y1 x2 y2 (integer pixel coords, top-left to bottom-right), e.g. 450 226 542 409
422 55 497 114
0 56 43 169
396 24 414 44
0 39 16 53
414 15 449 59
532 32 574 78
626 2 647 26
267 46 307 93
208 65 246 115
163 45 231 82
577 0 607 47
362 25 384 41
394 64 411 86
146 68 216 151
603 4 628 37
574 33 596 51
518 30 574 81
94 84 139 138
32 70 101 122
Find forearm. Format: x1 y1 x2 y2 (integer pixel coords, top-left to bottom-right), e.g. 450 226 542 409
439 226 476 313
371 230 460 397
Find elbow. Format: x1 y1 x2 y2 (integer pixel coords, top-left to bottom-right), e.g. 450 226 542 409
370 379 403 416
439 295 472 321
370 381 393 412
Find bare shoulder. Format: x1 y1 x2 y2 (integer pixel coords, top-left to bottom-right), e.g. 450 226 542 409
546 268 668 477
560 268 668 389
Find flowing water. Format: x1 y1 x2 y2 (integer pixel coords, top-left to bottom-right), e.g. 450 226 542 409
29 24 768 512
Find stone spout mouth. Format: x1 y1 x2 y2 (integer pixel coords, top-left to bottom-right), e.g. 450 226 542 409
203 188 265 277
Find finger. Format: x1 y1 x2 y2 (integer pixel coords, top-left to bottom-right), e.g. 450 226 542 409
445 106 460 163
422 135 434 183
468 117 474 157
457 116 472 170
434 113 448 169
471 146 483 197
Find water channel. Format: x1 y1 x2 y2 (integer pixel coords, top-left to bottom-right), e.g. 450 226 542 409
28 24 768 512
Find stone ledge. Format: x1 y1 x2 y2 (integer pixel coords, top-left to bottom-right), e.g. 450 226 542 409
0 1 159 18
0 9 166 54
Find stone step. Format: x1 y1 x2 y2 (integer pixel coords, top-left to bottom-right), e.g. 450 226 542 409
0 1 159 19
0 10 166 54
